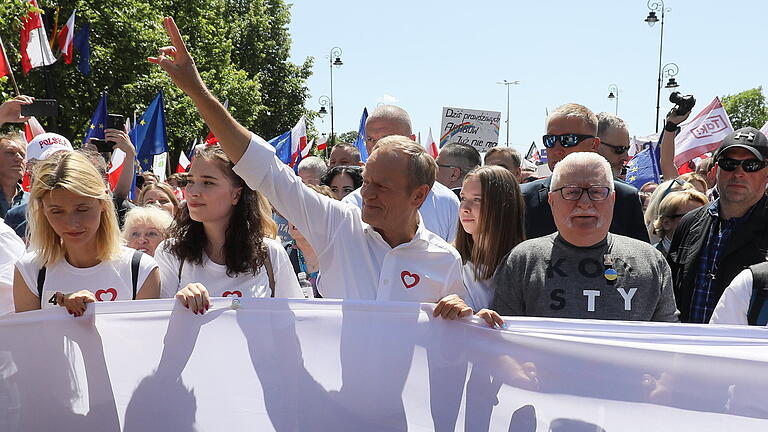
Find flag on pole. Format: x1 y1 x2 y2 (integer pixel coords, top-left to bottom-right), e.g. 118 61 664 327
524 141 537 161
20 0 57 75
353 108 369 162
268 116 307 172
301 139 314 158
176 139 196 173
426 127 438 159
56 9 76 64
0 36 11 78
673 97 733 167
316 134 328 151
72 22 90 75
82 93 107 145
106 117 132 191
130 91 168 172
625 137 662 189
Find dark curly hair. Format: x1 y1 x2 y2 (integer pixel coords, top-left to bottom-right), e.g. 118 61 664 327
321 165 363 190
167 145 269 277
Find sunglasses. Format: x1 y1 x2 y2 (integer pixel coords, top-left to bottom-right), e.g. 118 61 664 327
601 141 631 155
542 134 595 149
717 157 766 173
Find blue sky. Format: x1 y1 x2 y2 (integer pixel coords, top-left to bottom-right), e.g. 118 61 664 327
288 1 768 154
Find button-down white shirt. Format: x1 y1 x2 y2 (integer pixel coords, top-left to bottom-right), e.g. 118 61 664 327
343 180 460 243
233 134 466 302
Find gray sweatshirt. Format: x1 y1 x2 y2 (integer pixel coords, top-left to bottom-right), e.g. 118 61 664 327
491 233 680 322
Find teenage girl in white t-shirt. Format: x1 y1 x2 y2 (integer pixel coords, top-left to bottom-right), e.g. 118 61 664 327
454 165 525 312
154 144 302 314
14 151 161 316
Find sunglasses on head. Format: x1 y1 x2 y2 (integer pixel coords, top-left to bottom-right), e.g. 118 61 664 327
542 134 595 149
717 157 766 173
601 141 631 155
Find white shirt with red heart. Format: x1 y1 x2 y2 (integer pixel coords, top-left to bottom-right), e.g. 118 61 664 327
232 134 467 303
16 246 158 309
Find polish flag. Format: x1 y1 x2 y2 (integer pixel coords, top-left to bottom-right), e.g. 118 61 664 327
316 134 328 151
674 97 733 167
20 0 57 75
289 116 307 167
176 139 196 173
0 36 11 78
106 118 133 190
301 139 314 158
24 117 45 142
426 128 438 159
56 9 76 64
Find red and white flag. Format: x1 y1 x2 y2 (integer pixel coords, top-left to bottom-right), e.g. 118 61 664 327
23 116 45 143
56 9 76 64
106 117 133 190
316 134 328 151
290 115 307 167
426 128 438 159
0 36 11 78
20 0 57 75
301 139 314 158
673 97 733 167
176 139 196 173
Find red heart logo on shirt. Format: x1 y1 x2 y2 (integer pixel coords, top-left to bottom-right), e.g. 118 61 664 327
95 288 117 302
223 290 242 297
401 271 420 289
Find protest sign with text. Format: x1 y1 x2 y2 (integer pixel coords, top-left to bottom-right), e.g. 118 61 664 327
440 107 501 152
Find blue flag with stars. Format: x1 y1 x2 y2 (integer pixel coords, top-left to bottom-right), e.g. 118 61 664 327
625 136 662 189
353 107 369 162
82 92 107 145
268 129 294 168
130 91 168 172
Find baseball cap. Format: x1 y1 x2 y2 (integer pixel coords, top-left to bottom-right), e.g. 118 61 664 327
26 133 73 161
715 127 768 161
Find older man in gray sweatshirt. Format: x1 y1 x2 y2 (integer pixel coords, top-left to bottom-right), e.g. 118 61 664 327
479 152 679 327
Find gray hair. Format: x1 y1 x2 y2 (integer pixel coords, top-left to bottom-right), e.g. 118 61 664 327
547 103 598 136
366 105 412 136
121 206 174 241
596 112 628 137
551 152 613 191
297 156 327 177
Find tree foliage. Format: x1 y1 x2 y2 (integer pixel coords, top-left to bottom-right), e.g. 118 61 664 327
0 0 313 158
722 87 768 130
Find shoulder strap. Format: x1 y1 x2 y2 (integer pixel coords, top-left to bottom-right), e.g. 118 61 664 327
263 245 275 298
177 259 184 288
131 250 142 300
37 267 46 306
748 264 768 325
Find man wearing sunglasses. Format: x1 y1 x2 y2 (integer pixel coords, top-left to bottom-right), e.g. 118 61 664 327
667 127 768 323
596 112 631 179
521 104 648 242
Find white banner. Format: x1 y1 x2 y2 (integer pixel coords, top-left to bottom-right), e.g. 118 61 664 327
152 152 168 182
440 107 501 152
1 299 767 431
674 97 733 167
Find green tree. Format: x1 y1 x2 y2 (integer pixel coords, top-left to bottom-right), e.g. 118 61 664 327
337 130 359 144
0 0 312 161
722 87 768 130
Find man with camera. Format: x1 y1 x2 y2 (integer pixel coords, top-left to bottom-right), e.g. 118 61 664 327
666 127 768 323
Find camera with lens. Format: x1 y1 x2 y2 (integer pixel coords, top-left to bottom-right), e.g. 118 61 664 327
669 92 696 116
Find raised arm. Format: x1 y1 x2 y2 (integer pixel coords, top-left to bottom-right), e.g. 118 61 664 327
659 108 692 181
148 17 249 163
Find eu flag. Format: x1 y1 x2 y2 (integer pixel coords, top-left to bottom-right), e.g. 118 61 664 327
130 91 168 172
353 107 368 162
82 92 107 145
625 138 662 189
268 130 293 166
73 22 90 75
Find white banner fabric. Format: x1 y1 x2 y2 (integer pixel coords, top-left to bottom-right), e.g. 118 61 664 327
1 299 767 431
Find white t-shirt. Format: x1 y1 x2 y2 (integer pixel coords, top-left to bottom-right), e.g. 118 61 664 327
0 219 25 315
232 133 467 302
461 261 495 311
16 246 158 309
154 237 303 299
342 181 459 243
710 268 755 325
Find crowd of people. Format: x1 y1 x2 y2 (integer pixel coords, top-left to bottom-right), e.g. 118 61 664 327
0 16 767 329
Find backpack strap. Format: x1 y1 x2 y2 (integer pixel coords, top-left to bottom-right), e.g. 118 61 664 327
177 260 184 290
37 267 46 306
747 263 768 325
131 250 142 300
263 245 275 298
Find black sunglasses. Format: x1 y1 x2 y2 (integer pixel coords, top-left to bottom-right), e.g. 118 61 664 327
717 157 766 173
601 141 631 155
542 134 595 149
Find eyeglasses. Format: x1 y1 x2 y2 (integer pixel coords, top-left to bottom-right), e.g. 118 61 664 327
437 163 460 170
542 134 595 149
717 157 766 173
601 141 631 155
551 186 611 201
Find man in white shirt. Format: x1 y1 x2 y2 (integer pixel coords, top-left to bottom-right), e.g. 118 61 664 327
342 105 460 242
0 218 24 315
149 18 469 318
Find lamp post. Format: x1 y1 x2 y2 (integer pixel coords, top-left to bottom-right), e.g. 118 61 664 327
328 47 343 145
607 84 619 116
645 0 672 133
496 80 519 147
662 63 680 90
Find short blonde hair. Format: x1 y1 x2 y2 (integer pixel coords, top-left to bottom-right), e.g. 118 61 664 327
652 190 708 238
29 151 121 266
372 135 436 190
121 206 174 241
548 103 599 136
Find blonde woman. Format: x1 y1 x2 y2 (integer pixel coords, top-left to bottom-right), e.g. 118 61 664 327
14 151 160 316
455 165 525 310
652 190 708 254
138 182 180 216
643 178 695 243
122 206 174 256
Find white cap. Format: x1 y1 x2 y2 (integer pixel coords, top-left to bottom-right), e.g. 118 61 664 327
26 133 73 161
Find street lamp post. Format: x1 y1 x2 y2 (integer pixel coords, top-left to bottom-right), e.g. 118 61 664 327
607 84 619 116
496 80 519 147
645 0 672 133
328 47 343 145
